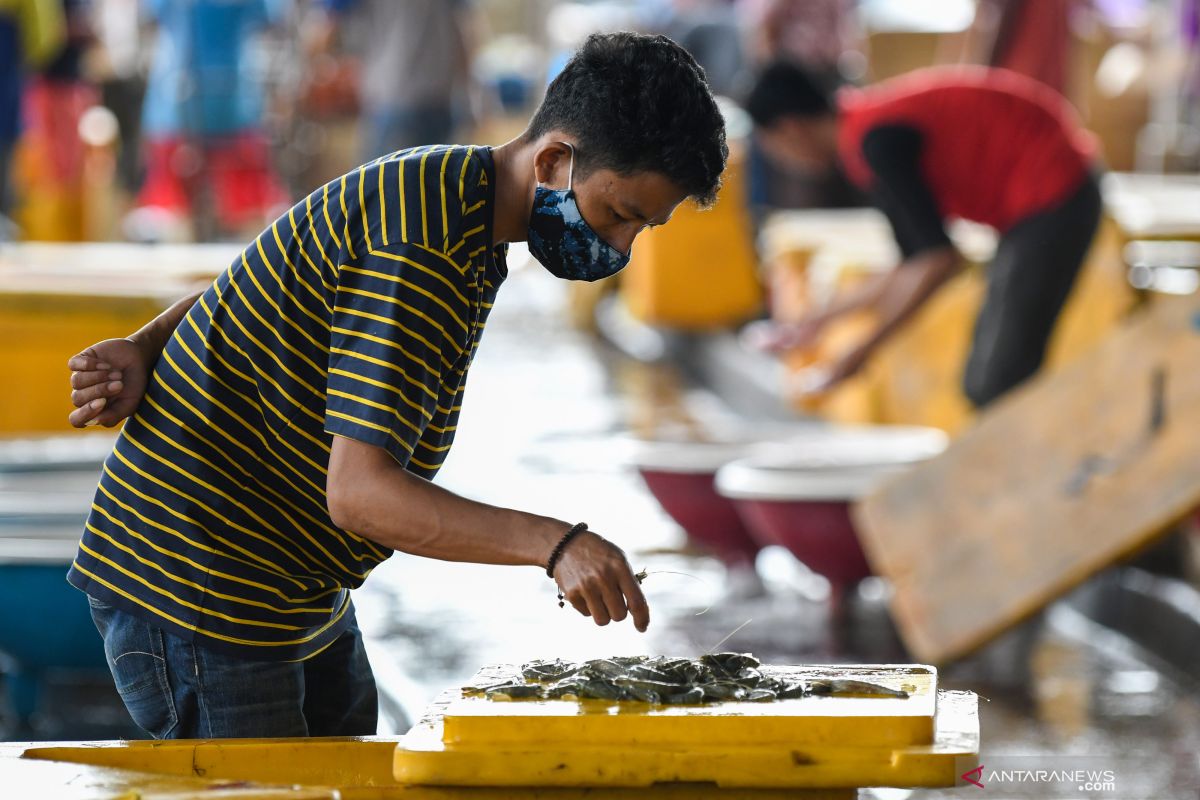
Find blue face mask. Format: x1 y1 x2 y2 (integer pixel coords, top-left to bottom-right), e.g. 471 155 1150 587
527 143 631 282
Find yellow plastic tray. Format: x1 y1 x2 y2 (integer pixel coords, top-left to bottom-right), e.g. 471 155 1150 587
394 664 978 790
445 664 936 749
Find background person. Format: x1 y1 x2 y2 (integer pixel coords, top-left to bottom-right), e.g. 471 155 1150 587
745 62 1102 408
312 0 479 160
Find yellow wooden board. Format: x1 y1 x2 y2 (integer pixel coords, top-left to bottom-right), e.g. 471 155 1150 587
1 746 337 799
855 293 1200 664
7 739 852 799
445 664 936 748
394 689 978 789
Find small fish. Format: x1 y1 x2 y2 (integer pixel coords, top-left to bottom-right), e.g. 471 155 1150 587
574 679 627 702
485 684 544 700
666 687 706 705
701 652 760 678
582 658 632 680
522 659 581 683
776 681 807 700
807 679 909 699
700 681 747 701
621 684 661 704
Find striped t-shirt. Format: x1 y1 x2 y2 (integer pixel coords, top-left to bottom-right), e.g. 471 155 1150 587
68 145 506 660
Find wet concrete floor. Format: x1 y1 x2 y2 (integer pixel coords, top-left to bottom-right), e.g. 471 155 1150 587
354 265 1200 798
3 263 1198 798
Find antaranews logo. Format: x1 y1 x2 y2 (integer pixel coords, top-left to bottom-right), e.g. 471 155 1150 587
961 764 985 789
955 756 1123 796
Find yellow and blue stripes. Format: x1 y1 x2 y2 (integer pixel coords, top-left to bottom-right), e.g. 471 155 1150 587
69 146 505 660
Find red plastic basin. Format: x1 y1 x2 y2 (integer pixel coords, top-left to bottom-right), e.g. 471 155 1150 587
714 426 947 587
637 468 761 565
729 496 871 585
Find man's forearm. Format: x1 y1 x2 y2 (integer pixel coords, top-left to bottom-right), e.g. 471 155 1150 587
809 272 889 326
327 436 565 567
128 291 202 360
863 248 961 351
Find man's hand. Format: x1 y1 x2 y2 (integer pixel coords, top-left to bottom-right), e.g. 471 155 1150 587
742 317 826 354
66 290 202 429
67 338 153 428
552 532 650 631
791 341 875 397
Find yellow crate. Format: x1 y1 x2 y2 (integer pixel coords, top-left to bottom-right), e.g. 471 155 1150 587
619 148 763 330
394 665 979 790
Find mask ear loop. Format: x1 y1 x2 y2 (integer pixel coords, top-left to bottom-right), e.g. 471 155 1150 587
562 142 576 192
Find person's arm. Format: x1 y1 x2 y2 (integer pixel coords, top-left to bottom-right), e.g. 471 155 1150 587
749 125 956 355
809 246 959 389
324 239 649 630
806 125 961 389
744 272 889 353
326 436 648 630
67 290 200 427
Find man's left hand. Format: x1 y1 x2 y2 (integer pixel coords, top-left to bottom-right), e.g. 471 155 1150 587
793 341 875 396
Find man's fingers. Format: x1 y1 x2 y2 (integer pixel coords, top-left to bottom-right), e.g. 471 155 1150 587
67 397 107 428
619 572 651 632
71 381 123 407
598 579 628 624
565 591 590 618
67 353 112 372
70 369 122 390
581 585 612 626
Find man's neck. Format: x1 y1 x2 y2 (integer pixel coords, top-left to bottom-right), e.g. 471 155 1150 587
490 136 537 247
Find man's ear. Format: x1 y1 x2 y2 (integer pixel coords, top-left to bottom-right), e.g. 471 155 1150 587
533 140 575 188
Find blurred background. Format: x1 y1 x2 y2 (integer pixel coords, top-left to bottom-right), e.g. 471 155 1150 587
0 0 1196 245
1 1 1199 798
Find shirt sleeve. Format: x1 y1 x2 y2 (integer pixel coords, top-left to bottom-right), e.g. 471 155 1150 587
860 125 953 259
324 242 470 465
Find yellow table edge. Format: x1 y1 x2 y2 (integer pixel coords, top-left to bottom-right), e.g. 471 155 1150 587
394 690 979 789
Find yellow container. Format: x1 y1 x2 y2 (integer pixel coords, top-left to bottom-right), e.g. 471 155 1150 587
0 243 231 434
619 147 763 330
0 290 164 433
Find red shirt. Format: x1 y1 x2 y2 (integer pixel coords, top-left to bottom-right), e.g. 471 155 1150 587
837 67 1097 233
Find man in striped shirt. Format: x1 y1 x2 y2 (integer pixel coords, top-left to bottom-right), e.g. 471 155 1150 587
64 32 728 739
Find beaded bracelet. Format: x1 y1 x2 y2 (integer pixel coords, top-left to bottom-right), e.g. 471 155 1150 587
545 522 588 579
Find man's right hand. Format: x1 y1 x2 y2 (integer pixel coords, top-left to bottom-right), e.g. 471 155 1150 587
741 317 826 354
67 338 152 428
552 531 650 632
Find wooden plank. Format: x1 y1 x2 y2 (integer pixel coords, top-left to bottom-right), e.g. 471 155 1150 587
855 293 1200 664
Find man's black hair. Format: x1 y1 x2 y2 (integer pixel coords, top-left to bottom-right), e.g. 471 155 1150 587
525 32 728 208
745 60 834 127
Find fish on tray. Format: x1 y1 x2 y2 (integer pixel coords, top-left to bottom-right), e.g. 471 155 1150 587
464 654 909 705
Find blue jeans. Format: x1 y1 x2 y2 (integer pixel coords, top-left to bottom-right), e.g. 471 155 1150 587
87 595 378 738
